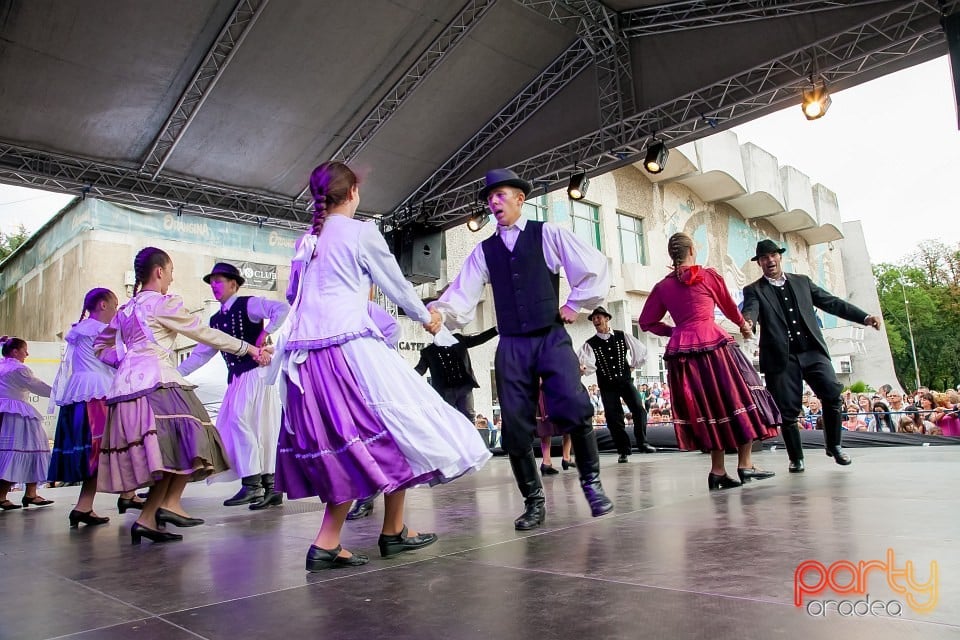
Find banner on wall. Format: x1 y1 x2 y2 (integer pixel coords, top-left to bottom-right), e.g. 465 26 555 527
216 259 278 291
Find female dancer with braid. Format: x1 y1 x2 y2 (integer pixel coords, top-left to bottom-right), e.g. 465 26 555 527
274 161 490 571
48 288 144 527
94 248 269 544
639 233 779 490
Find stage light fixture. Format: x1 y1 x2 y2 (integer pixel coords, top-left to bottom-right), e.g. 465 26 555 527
466 211 489 232
801 83 831 120
567 171 589 200
643 141 669 174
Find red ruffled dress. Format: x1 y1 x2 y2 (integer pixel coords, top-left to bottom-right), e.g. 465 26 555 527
638 266 781 451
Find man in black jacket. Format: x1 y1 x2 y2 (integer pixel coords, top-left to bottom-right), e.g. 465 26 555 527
741 240 881 473
414 327 498 423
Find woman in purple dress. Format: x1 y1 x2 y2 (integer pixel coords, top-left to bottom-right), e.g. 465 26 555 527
274 161 490 571
639 233 780 490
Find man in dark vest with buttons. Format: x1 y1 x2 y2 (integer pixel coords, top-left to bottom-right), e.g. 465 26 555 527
578 306 656 462
741 240 881 473
429 168 614 530
178 262 290 509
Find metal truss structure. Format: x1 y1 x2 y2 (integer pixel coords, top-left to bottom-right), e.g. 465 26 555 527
0 0 955 232
0 142 307 229
139 0 270 180
387 0 957 229
294 0 497 205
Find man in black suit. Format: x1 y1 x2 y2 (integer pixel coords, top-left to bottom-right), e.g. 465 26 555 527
741 239 881 473
414 327 499 424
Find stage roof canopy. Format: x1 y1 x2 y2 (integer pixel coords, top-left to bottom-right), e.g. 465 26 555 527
0 0 954 231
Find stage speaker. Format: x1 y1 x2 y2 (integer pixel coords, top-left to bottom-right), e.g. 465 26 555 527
946 12 960 129
397 228 442 284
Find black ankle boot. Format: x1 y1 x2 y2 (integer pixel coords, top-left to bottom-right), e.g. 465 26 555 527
570 428 614 517
249 474 283 510
508 450 546 531
224 475 265 506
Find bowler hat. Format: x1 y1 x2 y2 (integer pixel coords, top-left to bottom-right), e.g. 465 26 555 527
478 168 532 201
588 306 612 321
203 262 245 286
751 239 786 261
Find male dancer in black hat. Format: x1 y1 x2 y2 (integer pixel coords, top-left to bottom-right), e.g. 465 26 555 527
427 168 613 530
578 306 656 462
742 240 881 473
178 262 290 509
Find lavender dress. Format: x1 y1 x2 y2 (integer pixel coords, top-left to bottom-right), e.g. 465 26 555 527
273 216 490 503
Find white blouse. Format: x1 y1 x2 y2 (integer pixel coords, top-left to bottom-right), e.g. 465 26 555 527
50 317 115 405
0 358 52 419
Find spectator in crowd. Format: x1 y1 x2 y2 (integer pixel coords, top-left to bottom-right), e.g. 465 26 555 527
936 391 960 436
871 401 896 433
842 403 867 431
804 397 822 430
897 405 934 434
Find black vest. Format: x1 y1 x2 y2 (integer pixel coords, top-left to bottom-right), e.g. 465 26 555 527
209 296 262 383
772 280 814 354
482 221 560 337
587 331 631 388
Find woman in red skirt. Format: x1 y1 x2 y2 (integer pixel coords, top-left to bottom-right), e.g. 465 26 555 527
639 233 780 490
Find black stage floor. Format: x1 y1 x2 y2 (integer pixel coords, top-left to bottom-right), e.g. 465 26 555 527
1 446 957 639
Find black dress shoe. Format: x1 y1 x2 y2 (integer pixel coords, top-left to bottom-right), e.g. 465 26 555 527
540 463 559 475
131 522 183 545
378 525 439 557
707 472 742 490
21 496 54 507
737 466 776 483
117 496 145 514
825 446 852 466
305 545 369 571
0 500 22 511
156 508 204 528
617 454 629 463
788 459 805 473
69 509 110 528
561 459 576 470
346 497 375 520
638 443 657 453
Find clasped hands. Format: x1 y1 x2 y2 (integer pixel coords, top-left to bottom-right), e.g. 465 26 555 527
423 309 443 335
250 341 275 366
739 318 754 340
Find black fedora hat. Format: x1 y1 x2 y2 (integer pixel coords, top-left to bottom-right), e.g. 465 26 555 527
203 262 245 286
751 239 786 261
478 168 532 201
588 306 612 321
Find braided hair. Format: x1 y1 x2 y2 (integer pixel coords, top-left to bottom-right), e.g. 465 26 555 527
1 337 25 357
667 232 695 275
132 247 171 296
78 288 117 323
308 161 358 236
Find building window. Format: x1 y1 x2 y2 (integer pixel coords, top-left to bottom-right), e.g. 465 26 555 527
618 212 646 265
570 201 601 250
523 195 548 222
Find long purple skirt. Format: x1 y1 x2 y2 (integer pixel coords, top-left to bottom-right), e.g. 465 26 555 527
275 339 490 504
666 341 781 452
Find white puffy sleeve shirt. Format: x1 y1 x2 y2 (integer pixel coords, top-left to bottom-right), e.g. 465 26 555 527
51 318 116 405
0 358 52 419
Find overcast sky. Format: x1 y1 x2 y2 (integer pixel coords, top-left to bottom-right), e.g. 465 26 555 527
0 56 957 265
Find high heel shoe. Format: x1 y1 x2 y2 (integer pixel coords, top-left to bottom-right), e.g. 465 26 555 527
737 466 776 483
540 463 559 475
561 459 576 470
155 508 204 528
707 472 742 491
21 496 54 507
117 496 145 514
131 522 183 545
0 499 22 511
305 544 369 571
69 510 110 528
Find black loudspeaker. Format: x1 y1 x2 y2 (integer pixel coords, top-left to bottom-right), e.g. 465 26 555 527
946 12 960 130
397 228 442 284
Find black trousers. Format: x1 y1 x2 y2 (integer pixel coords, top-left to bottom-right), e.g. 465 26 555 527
599 379 648 455
764 350 844 461
437 383 475 423
495 325 594 455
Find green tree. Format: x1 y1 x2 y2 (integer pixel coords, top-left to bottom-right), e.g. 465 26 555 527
874 241 960 392
0 224 30 262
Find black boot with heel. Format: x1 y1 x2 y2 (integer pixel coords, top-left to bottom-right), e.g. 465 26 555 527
509 449 546 530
